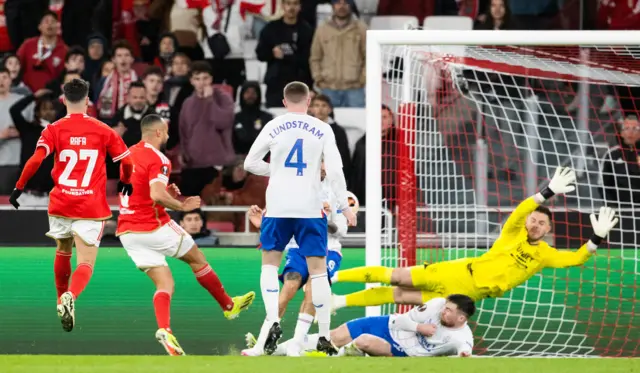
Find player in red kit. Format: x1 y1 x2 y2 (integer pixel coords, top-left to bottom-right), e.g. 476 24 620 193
116 114 255 356
9 79 134 333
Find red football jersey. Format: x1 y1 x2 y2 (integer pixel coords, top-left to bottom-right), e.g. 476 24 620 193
37 113 130 220
116 142 172 235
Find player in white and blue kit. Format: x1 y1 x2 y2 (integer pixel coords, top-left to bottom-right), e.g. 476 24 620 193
270 295 476 357
242 82 356 357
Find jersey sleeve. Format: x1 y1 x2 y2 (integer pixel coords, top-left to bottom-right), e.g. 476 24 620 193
407 298 447 323
148 157 171 186
322 129 349 210
244 123 272 176
543 243 593 268
36 126 55 157
454 336 474 357
107 129 130 162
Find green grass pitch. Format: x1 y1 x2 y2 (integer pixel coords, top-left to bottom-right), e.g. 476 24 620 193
1 356 639 373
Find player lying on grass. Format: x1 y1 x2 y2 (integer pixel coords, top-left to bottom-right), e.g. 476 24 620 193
246 295 475 357
330 167 619 311
116 114 255 356
9 78 134 332
245 189 358 356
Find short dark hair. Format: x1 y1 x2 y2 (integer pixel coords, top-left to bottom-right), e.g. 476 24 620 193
312 94 332 108
41 10 58 22
63 78 89 103
179 208 204 222
534 205 552 223
190 61 212 77
140 114 165 130
128 81 146 92
447 294 476 318
142 65 164 80
0 66 10 76
112 40 134 57
65 46 86 63
283 81 309 104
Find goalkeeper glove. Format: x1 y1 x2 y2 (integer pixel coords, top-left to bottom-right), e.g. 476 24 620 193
540 167 576 199
589 206 619 246
9 188 22 209
117 181 133 196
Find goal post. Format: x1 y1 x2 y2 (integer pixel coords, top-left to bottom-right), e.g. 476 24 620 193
365 30 640 356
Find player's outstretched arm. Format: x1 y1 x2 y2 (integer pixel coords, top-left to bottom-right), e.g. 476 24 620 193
501 167 576 238
323 132 356 226
150 182 200 212
544 206 619 268
10 147 48 209
244 125 271 176
247 205 264 229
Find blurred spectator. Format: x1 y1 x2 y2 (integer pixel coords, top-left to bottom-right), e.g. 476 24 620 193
256 0 313 107
178 209 219 246
95 40 137 125
179 61 235 196
54 70 97 119
0 0 13 53
201 156 267 232
167 1 205 62
233 81 273 155
5 0 49 50
60 0 97 49
508 0 561 30
9 88 55 206
601 115 640 206
154 33 179 75
164 52 193 150
202 0 248 99
597 0 640 30
17 10 68 92
114 81 151 147
475 0 513 29
246 0 284 37
457 0 489 19
84 33 108 88
142 66 171 122
0 67 25 193
310 0 366 108
3 53 32 96
376 0 444 21
100 60 115 79
311 94 351 174
300 0 359 29
45 46 86 97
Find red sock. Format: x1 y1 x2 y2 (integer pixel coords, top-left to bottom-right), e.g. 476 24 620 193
68 263 93 299
194 264 233 311
153 291 172 331
54 250 72 300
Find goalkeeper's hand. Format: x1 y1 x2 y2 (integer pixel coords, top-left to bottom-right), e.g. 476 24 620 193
590 206 619 242
541 167 576 199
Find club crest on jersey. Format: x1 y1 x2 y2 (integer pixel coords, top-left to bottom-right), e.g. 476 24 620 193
161 166 169 176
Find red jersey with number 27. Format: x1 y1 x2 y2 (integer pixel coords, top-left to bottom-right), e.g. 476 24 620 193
116 142 172 235
37 113 130 220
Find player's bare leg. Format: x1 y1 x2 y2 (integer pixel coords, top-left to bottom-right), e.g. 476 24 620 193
146 266 184 356
279 272 302 318
332 266 415 287
59 236 98 332
307 255 338 355
179 244 255 319
333 287 425 311
242 250 283 356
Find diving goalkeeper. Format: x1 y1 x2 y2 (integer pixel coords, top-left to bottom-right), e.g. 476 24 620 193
330 167 620 310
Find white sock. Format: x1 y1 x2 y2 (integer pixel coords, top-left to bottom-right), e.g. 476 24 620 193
333 294 346 310
274 339 288 356
310 273 332 339
260 264 280 322
292 313 314 344
303 333 320 350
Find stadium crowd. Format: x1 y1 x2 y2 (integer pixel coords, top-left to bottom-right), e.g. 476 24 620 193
0 0 639 243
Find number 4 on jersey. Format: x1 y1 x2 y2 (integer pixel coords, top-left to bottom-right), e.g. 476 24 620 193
285 139 307 176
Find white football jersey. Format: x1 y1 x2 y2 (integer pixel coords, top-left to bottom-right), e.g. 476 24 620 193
244 112 348 218
284 179 348 253
388 298 474 357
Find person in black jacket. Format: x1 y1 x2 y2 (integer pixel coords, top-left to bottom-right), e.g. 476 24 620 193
600 114 640 246
255 0 314 107
9 89 56 205
311 94 351 176
233 81 273 155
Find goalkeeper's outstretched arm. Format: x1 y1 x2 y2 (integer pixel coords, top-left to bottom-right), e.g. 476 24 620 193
500 167 577 239
544 206 619 268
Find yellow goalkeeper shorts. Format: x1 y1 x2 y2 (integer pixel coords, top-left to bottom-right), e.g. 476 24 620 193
409 259 490 302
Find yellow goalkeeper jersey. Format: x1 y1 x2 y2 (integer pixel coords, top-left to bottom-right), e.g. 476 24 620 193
470 197 593 297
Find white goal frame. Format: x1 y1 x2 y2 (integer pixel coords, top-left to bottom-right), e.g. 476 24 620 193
364 30 640 318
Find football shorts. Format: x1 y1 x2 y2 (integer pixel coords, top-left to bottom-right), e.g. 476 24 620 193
409 259 491 302
280 249 342 287
47 216 105 247
260 216 328 257
119 220 196 270
345 316 407 357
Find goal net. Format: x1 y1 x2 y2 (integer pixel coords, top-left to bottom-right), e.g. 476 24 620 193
366 31 639 357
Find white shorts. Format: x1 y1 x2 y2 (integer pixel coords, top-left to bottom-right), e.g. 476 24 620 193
119 220 196 270
47 216 105 247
